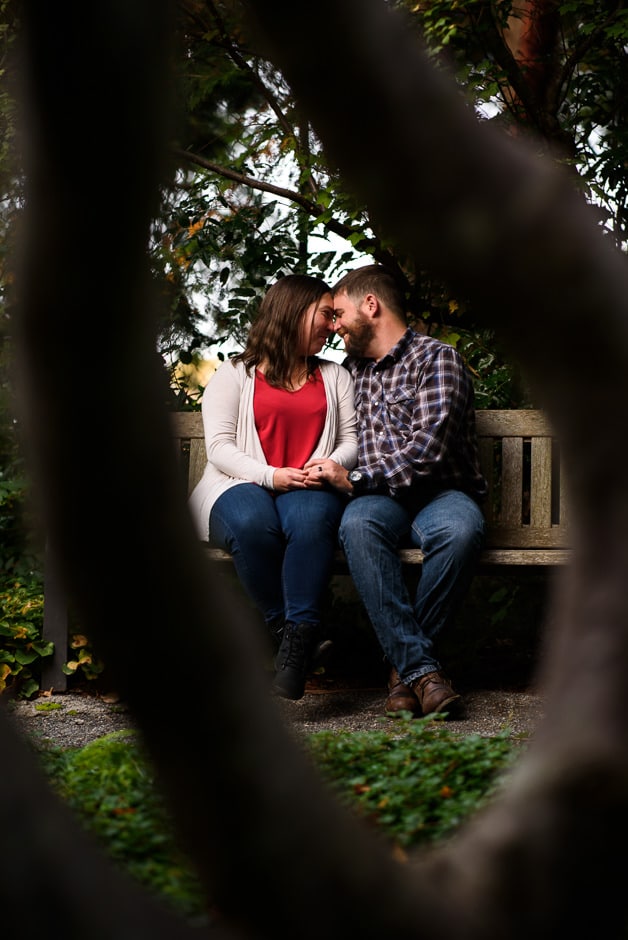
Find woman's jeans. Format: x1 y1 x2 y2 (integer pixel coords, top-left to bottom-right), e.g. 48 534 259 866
339 489 485 684
209 483 346 626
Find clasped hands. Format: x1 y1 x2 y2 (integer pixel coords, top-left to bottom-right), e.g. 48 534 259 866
272 459 351 494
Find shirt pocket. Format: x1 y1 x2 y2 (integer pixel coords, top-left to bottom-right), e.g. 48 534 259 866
384 383 416 432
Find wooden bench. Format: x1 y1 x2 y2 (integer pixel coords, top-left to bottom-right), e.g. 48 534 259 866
41 409 570 690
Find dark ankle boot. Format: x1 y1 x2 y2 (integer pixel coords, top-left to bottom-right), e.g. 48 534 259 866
272 622 320 701
266 617 285 654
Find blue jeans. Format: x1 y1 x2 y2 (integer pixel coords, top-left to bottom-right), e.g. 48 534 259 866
209 483 346 626
338 490 485 683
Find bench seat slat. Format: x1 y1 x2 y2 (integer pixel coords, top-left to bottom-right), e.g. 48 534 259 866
204 545 569 568
478 548 570 566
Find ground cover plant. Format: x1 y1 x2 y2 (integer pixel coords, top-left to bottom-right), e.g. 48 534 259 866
34 721 521 923
36 731 208 923
305 721 519 851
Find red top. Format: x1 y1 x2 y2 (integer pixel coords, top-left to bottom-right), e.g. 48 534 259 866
254 368 327 467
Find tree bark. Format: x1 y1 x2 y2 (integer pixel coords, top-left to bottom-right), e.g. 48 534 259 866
7 0 628 937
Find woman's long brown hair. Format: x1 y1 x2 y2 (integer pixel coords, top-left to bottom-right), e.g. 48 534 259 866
232 274 331 388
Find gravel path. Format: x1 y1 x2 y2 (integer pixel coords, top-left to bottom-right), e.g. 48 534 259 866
4 682 544 750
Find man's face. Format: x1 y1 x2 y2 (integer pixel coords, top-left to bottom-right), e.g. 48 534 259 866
333 290 375 357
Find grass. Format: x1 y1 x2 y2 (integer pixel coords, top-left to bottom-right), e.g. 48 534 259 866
34 718 523 923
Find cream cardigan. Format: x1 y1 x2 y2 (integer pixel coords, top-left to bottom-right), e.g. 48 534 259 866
188 358 358 540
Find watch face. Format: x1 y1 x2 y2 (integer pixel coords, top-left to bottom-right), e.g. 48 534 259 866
348 470 364 487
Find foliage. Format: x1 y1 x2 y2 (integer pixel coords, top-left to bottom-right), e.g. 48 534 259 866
37 731 207 923
0 471 44 583
7 3 625 401
0 579 50 698
432 325 536 409
3 3 628 371
306 719 519 850
0 0 22 379
0 0 18 199
148 0 628 371
404 0 628 243
62 632 106 683
151 1 462 366
0 573 106 696
34 722 521 921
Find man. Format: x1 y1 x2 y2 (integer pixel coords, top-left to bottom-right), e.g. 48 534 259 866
306 264 487 718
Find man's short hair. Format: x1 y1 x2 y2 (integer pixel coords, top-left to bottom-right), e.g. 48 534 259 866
333 264 406 319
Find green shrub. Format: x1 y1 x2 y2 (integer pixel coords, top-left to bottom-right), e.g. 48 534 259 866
306 718 519 850
35 722 521 922
0 575 108 697
38 732 207 923
0 579 51 698
62 632 106 683
0 473 45 583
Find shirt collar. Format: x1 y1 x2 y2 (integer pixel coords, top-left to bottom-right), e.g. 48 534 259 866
375 327 415 369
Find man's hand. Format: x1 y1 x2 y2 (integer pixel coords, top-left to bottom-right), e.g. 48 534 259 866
303 458 353 493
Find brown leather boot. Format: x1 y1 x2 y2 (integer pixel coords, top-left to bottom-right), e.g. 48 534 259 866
412 671 464 719
384 668 421 717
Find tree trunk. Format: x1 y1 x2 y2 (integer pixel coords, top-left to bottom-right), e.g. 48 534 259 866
6 0 628 937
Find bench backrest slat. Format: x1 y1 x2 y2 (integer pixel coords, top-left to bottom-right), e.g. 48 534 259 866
501 436 525 525
474 409 553 436
530 437 553 528
188 438 206 495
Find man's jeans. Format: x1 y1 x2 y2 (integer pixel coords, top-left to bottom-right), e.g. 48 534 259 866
210 483 346 625
339 489 485 683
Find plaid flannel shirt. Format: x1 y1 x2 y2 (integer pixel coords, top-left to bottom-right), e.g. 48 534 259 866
344 328 487 504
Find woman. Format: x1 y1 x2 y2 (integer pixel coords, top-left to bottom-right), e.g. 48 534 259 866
189 274 357 700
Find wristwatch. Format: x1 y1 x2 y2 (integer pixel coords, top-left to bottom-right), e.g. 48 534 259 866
347 469 367 493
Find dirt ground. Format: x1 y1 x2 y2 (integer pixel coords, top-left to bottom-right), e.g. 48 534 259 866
5 674 544 751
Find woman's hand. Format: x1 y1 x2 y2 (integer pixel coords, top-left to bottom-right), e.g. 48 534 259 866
272 467 309 492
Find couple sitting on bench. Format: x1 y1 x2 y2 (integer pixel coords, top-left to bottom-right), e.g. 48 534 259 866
189 264 486 720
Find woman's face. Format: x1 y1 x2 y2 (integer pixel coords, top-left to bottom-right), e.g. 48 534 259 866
298 292 335 356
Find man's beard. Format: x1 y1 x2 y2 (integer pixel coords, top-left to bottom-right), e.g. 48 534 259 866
343 319 375 357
